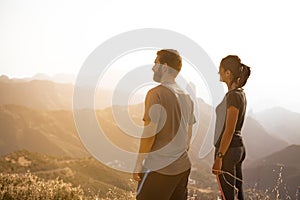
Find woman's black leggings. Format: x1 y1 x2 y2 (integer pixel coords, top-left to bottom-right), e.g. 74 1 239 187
215 146 246 200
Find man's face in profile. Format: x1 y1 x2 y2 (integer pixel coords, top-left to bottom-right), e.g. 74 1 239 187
152 56 164 83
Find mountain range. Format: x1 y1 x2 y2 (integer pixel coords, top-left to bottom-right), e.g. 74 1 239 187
0 74 75 84
1 76 297 160
0 78 73 110
0 75 135 110
1 75 299 197
253 107 300 145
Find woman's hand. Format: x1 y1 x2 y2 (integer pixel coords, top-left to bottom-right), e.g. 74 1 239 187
212 158 223 175
133 172 142 182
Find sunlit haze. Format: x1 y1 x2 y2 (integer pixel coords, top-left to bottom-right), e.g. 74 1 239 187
1 0 300 112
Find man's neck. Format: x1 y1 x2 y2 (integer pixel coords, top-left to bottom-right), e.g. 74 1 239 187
161 77 175 84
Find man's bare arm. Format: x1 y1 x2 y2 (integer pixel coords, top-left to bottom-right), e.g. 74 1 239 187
133 121 157 181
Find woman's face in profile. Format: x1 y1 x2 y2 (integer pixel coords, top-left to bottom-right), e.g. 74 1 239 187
218 65 232 83
218 65 226 82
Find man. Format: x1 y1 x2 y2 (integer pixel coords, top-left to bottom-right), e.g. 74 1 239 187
133 49 196 200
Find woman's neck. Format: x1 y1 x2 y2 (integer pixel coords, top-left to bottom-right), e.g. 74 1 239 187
227 82 239 91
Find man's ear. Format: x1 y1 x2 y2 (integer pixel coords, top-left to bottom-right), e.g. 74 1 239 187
161 63 169 72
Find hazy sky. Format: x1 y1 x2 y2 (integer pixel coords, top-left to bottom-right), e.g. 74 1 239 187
1 0 300 113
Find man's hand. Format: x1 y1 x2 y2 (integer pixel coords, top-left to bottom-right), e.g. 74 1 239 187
133 172 142 182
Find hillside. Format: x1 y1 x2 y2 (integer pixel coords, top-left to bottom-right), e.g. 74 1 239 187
0 78 113 110
0 80 73 110
0 94 287 162
0 149 221 199
0 104 143 157
244 145 300 199
0 75 300 160
254 107 300 144
0 150 135 198
242 117 288 160
0 105 88 157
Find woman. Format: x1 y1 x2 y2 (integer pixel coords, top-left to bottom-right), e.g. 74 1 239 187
212 55 251 200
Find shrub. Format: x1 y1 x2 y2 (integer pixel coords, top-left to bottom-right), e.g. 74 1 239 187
0 172 84 200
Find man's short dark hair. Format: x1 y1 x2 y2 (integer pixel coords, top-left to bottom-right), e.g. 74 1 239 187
157 49 182 72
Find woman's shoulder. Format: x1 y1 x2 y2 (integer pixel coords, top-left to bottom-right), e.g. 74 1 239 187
226 88 244 96
226 88 246 105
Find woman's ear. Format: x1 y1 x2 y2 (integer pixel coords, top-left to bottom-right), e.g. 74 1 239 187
225 69 231 77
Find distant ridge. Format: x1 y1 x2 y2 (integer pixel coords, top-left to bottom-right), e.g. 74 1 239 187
0 73 76 84
243 116 288 160
32 73 76 84
0 74 144 110
253 107 300 144
244 145 300 197
0 79 73 110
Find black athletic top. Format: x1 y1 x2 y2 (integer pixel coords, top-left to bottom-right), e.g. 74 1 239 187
214 88 247 148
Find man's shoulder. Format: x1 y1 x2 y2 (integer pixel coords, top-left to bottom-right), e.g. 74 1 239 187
148 85 168 94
